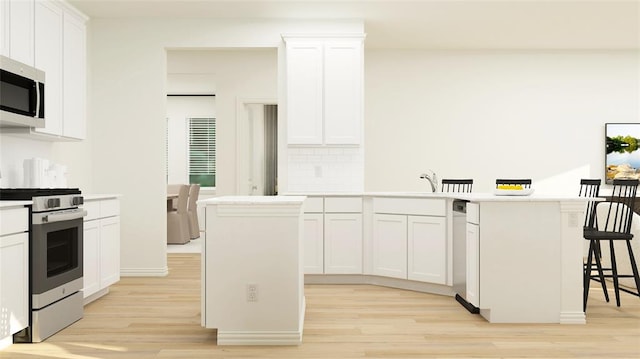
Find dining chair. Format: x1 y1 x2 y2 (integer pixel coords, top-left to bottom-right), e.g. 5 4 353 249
187 184 201 239
441 179 474 193
495 179 532 188
167 184 182 210
579 179 609 303
167 184 190 244
583 179 640 310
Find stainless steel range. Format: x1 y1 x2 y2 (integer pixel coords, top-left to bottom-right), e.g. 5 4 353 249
0 188 86 343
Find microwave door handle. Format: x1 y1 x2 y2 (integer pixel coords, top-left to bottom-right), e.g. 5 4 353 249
43 210 88 223
35 81 40 117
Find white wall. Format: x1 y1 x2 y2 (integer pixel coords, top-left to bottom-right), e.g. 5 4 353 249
87 19 363 275
364 50 640 193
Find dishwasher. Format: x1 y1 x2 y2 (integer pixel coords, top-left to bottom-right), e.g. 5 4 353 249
452 199 479 314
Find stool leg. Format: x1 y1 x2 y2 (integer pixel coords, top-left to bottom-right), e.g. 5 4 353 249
609 240 621 307
593 240 610 302
626 240 640 297
584 240 595 311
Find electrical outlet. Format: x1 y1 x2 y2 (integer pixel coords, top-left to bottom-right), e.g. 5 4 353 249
246 283 258 302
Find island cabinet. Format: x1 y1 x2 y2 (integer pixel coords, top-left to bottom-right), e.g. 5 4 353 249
324 197 363 274
82 197 121 303
283 35 364 145
372 198 447 284
465 203 480 308
0 205 29 348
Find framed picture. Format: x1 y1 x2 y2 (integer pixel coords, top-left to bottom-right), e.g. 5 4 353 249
605 123 640 183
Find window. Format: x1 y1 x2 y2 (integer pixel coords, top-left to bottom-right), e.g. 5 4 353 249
189 118 216 187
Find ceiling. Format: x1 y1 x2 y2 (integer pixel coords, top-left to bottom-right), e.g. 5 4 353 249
67 0 640 49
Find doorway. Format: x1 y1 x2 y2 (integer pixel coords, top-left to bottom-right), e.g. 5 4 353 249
237 100 278 195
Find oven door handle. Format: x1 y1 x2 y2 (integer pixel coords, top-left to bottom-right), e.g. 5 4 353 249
42 210 88 223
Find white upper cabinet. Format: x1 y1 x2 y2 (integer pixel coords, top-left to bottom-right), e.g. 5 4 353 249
32 0 87 140
323 40 363 145
62 9 86 139
284 35 364 145
286 41 324 145
1 0 35 66
34 0 63 136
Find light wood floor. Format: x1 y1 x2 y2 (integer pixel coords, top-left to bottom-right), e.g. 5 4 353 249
2 253 639 358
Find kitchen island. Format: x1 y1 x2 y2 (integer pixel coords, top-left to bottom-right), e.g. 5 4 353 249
199 196 306 345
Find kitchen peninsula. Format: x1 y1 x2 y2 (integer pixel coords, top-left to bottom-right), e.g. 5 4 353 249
200 192 590 342
293 192 590 324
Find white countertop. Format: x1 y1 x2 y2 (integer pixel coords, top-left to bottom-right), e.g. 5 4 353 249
199 195 307 205
0 200 31 209
282 192 590 202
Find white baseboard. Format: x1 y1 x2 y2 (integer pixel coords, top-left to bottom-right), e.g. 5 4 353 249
120 266 169 277
305 274 455 296
83 288 109 305
560 311 586 324
217 330 303 345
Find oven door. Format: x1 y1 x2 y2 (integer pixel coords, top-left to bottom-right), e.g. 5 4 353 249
31 210 84 307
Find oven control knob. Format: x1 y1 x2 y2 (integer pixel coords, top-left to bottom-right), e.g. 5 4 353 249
47 198 61 208
72 197 84 205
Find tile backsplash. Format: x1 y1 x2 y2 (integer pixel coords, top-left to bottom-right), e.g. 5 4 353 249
287 146 364 193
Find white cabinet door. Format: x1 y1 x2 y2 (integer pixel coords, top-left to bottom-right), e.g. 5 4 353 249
100 216 121 288
303 213 324 274
466 222 480 307
286 41 323 145
324 213 362 274
372 214 407 279
62 10 86 139
323 40 362 145
82 220 100 298
0 232 29 335
407 215 447 284
34 0 62 136
7 0 35 65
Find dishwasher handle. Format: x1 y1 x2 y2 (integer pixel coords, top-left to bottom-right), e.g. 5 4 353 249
453 200 468 213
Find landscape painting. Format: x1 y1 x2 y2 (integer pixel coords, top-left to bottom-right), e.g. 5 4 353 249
606 123 640 183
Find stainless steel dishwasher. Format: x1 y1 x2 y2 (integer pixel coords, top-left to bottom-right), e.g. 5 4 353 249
452 199 479 314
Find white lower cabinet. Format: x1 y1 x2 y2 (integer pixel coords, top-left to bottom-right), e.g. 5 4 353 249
407 215 447 284
0 207 29 343
324 213 362 274
82 198 121 301
303 213 324 274
372 214 407 279
466 222 480 307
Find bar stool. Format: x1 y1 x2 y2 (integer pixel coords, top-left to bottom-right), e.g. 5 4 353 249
583 179 640 310
579 179 608 304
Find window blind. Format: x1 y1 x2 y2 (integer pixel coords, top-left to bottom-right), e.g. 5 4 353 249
188 118 216 187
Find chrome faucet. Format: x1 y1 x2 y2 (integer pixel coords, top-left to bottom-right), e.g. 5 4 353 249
420 170 439 193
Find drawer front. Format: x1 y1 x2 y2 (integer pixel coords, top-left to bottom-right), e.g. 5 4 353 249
303 197 324 213
82 201 101 221
100 199 120 218
0 208 29 236
373 198 445 216
467 202 480 225
324 197 362 213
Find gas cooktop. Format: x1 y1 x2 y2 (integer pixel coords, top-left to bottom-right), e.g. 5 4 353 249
0 188 81 200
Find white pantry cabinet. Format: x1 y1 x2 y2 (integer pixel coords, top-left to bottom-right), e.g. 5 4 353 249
0 207 29 343
284 35 364 145
82 198 121 302
0 0 35 66
323 197 363 274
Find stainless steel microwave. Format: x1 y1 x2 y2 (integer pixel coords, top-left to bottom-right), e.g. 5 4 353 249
0 55 45 128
